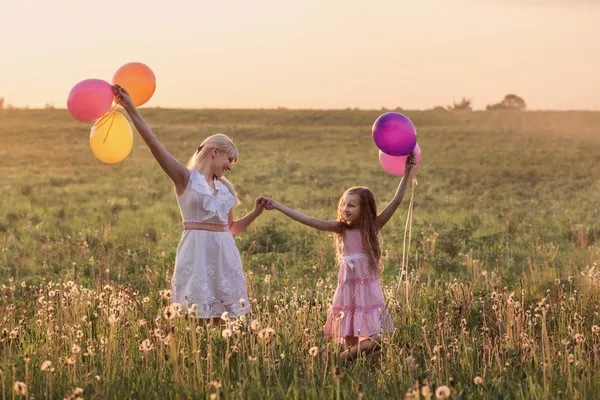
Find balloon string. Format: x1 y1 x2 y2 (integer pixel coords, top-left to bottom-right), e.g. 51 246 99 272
102 111 118 144
92 108 117 131
397 171 417 297
90 99 121 144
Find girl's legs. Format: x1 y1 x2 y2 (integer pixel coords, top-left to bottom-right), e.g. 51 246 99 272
344 336 359 348
340 334 382 363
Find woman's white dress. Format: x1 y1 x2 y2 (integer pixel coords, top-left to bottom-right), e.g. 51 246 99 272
171 170 251 318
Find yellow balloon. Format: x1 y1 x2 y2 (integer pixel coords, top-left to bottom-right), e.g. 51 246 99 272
90 111 133 164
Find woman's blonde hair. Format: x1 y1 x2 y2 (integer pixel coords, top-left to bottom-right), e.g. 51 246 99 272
186 134 239 201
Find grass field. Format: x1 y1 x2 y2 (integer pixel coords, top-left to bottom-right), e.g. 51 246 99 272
1 108 600 398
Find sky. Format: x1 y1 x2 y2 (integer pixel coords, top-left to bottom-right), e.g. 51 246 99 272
1 0 598 110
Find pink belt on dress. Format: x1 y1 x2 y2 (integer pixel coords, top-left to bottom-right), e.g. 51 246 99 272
183 222 228 232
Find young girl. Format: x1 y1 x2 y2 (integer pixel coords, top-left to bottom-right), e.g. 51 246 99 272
112 85 265 321
260 154 416 362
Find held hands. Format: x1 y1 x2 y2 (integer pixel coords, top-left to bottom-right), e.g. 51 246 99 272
256 196 280 211
112 85 135 111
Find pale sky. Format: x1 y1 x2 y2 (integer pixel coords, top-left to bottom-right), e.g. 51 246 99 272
1 0 598 110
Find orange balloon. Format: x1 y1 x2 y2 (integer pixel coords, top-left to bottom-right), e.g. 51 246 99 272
112 62 156 107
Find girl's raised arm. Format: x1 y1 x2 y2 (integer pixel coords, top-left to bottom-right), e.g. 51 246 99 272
376 153 416 229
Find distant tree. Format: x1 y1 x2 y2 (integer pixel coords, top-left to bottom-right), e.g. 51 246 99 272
432 106 447 112
486 94 527 111
0 97 4 109
447 97 472 111
45 103 55 110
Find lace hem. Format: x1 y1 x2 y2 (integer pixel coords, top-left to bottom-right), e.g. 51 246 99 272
182 300 251 319
323 305 394 340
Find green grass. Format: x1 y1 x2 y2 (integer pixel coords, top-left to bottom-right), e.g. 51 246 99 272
1 108 600 399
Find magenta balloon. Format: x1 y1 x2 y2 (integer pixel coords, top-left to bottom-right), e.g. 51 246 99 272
372 112 417 156
67 79 114 122
379 143 421 176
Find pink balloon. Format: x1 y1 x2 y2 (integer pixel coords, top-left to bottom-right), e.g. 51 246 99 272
67 79 114 122
379 143 421 176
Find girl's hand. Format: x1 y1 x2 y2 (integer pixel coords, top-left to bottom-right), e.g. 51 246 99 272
112 85 135 111
405 152 417 171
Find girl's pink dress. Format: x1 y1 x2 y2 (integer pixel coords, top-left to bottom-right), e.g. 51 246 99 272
323 229 394 342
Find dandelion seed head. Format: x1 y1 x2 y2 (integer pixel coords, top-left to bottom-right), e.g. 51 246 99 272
435 385 451 399
41 361 54 372
13 381 27 396
222 329 232 339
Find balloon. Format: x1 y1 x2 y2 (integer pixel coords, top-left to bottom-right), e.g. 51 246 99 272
90 111 133 164
372 112 417 156
379 143 421 176
67 79 114 122
112 62 156 106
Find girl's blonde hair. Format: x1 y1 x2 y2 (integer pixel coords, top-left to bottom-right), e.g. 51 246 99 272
186 133 239 201
335 187 383 274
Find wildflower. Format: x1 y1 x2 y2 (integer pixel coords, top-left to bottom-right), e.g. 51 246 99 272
250 320 260 331
41 361 54 372
138 319 147 327
139 339 153 353
220 311 230 321
474 376 483 385
71 344 81 354
108 314 118 325
159 290 172 301
280 353 285 360
264 275 271 284
574 333 586 344
163 305 176 320
239 298 247 308
338 311 345 320
222 329 232 339
13 381 27 396
76 330 83 338
309 346 319 357
258 328 271 341
592 325 600 334
568 354 574 364
435 385 451 399
143 297 150 303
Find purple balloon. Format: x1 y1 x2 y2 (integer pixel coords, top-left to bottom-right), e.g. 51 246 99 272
372 112 417 156
67 79 114 122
